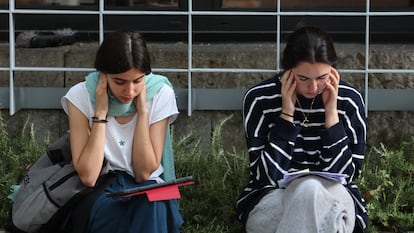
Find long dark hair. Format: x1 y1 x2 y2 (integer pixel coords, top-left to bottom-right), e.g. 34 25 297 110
94 31 151 74
281 26 337 71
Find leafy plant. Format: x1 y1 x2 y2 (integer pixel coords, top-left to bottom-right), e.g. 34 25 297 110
174 115 249 233
0 113 49 228
358 138 414 232
1 111 414 233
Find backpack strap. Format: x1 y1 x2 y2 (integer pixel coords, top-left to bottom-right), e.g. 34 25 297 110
47 132 72 164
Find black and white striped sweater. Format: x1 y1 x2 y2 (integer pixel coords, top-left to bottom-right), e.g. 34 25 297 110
236 75 368 232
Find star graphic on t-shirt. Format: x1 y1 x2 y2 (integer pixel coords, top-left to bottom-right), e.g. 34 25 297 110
119 140 126 147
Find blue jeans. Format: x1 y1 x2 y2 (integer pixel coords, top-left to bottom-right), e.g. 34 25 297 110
88 171 183 233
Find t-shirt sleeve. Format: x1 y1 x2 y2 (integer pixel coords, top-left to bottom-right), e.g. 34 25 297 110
148 84 179 125
60 82 94 118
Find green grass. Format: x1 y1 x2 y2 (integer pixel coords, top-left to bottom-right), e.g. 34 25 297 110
0 113 49 228
173 115 247 233
357 138 414 233
1 112 414 232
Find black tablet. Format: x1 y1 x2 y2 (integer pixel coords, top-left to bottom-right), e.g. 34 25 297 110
106 176 194 198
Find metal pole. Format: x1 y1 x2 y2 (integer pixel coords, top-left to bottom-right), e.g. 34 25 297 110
187 0 193 116
9 0 15 115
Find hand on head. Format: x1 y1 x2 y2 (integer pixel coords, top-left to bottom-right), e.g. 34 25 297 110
321 67 340 112
280 70 297 117
135 80 148 115
95 73 109 118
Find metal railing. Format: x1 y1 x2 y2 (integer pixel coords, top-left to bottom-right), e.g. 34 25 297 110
1 0 414 116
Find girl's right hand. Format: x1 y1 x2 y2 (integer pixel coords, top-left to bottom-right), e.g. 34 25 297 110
280 70 297 116
95 73 109 118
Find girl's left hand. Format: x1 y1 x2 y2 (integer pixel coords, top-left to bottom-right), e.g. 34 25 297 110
322 68 340 128
322 68 340 112
135 81 148 115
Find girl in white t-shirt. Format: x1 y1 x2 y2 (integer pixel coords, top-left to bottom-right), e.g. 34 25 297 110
60 31 182 233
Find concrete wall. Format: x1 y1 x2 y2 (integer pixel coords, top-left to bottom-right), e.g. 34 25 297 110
1 42 414 151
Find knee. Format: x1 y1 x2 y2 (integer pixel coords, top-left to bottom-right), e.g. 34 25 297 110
291 176 325 194
288 176 353 207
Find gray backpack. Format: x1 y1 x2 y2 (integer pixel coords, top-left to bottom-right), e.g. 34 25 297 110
8 133 112 233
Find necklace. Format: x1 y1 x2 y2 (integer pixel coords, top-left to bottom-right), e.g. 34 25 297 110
296 97 315 127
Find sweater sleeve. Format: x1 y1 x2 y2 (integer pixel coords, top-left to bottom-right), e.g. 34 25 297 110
243 90 300 187
318 90 366 183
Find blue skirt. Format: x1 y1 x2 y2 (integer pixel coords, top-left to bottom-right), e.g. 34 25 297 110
88 171 184 233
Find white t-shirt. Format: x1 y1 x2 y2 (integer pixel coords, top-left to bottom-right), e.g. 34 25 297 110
61 81 179 179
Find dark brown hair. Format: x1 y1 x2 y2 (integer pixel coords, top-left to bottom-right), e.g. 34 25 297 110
94 31 151 74
281 26 337 70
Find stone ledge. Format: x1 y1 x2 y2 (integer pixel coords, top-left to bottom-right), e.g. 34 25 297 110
1 42 414 90
1 42 414 152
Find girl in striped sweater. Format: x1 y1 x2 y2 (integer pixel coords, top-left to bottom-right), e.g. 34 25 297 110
236 26 368 233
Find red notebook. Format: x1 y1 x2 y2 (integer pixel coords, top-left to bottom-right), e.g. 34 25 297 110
106 176 194 202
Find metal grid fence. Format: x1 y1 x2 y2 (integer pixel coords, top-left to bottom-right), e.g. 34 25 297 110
1 0 414 116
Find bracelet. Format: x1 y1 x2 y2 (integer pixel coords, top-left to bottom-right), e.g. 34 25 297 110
92 116 108 123
281 112 294 118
